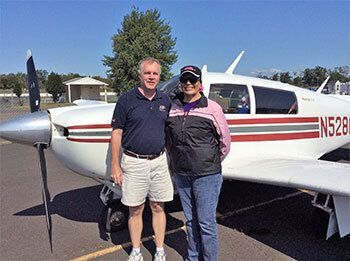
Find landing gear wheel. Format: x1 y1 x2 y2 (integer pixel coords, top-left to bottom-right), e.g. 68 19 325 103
105 201 129 232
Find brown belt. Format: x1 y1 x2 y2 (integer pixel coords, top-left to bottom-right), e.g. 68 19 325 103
124 149 165 160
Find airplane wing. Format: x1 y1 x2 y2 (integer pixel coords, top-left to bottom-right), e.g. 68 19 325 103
73 99 108 106
224 158 350 238
223 158 350 196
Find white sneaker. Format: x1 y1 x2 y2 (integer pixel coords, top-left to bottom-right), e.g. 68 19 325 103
127 250 143 261
153 251 166 261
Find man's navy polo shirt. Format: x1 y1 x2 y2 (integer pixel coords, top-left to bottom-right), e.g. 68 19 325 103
111 87 171 155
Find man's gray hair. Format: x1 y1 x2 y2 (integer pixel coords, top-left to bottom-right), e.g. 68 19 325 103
138 57 162 75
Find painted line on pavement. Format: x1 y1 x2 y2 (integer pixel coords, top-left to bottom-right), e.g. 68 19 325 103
71 191 303 260
216 191 303 219
0 141 12 145
70 225 186 261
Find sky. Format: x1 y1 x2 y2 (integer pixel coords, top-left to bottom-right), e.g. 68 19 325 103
0 0 349 78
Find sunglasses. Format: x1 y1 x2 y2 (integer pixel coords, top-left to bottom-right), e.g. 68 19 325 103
180 76 200 84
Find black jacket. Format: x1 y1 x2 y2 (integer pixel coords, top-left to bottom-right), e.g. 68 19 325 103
166 93 231 176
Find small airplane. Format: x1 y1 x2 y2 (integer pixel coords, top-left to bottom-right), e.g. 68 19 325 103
0 50 349 251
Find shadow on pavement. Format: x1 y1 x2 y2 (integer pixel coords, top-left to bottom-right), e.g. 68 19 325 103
217 181 349 260
14 185 105 222
108 196 186 258
14 184 186 258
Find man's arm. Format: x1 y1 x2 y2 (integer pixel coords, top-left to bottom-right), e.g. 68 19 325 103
110 128 123 186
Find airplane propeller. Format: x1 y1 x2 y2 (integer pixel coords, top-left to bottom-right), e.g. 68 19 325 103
36 143 52 252
27 50 41 113
26 50 53 252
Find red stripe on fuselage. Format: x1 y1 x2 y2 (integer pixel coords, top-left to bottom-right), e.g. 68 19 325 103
67 117 319 129
67 132 320 143
231 131 320 142
67 137 111 143
227 117 319 125
66 118 321 143
67 124 112 130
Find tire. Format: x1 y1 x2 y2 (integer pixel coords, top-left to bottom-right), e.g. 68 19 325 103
104 201 129 232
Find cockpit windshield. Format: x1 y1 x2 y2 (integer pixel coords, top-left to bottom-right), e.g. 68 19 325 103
157 75 181 99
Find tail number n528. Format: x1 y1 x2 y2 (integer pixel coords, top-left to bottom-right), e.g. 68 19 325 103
320 116 350 137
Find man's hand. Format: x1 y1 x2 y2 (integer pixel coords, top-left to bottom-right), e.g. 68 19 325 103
110 128 123 186
111 165 123 186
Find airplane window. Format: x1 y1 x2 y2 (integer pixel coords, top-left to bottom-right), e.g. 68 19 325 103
253 86 298 114
158 75 181 100
209 84 250 114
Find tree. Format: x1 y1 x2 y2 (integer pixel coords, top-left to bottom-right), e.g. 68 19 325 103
36 69 49 91
329 71 348 82
61 73 81 83
6 76 25 105
329 66 350 82
0 74 12 89
12 79 23 97
47 72 65 102
303 68 316 86
92 75 112 86
314 66 328 86
293 76 303 87
0 73 24 90
334 66 350 78
257 73 269 79
279 72 292 84
303 66 328 87
272 73 279 81
103 7 177 94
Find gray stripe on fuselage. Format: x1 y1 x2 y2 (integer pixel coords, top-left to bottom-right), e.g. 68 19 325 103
230 124 319 133
69 131 112 136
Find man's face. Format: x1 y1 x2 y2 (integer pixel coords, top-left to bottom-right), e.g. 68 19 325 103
139 62 160 91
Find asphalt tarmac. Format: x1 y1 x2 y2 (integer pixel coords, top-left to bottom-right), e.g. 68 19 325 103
0 142 349 261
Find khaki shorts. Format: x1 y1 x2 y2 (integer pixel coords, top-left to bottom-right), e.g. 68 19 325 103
121 152 174 207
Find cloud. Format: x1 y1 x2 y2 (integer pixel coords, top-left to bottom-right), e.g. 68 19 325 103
250 68 282 76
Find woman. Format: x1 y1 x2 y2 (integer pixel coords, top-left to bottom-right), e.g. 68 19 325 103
166 65 231 261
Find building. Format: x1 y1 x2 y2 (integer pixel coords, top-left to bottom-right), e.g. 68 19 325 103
340 82 350 95
63 77 109 103
325 80 350 95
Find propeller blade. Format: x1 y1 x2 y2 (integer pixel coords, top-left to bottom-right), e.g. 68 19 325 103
26 50 40 113
36 143 53 252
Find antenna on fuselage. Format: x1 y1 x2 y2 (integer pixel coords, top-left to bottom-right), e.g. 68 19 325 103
225 51 245 75
316 76 331 93
202 65 208 73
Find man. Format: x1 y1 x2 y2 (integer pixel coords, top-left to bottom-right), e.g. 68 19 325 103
167 65 231 261
110 57 173 261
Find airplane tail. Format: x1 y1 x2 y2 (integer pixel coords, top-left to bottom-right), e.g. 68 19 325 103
225 51 245 75
316 76 330 93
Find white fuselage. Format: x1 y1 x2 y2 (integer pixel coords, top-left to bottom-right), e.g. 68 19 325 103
48 72 350 181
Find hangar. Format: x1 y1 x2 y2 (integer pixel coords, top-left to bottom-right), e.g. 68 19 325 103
63 77 108 102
